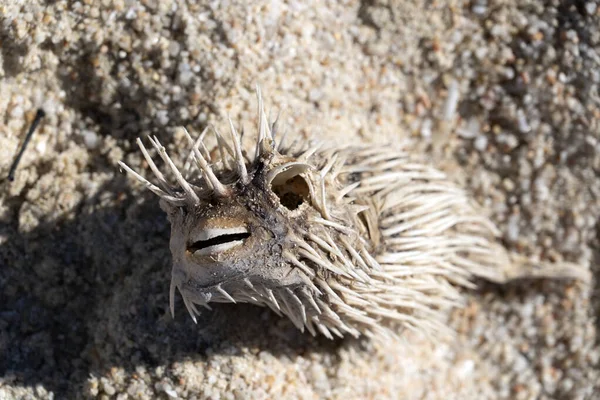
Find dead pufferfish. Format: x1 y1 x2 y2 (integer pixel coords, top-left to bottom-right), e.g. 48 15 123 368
118 91 590 340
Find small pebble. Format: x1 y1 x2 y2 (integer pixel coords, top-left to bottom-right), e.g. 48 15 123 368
474 135 488 151
156 110 169 125
506 214 520 242
420 118 432 139
83 130 99 149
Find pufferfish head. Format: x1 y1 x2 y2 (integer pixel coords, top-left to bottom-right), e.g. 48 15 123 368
161 139 322 320
118 91 359 335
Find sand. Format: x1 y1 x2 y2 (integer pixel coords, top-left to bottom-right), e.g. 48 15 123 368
0 0 598 398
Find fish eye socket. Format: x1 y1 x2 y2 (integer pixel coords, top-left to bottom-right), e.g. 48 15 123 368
271 174 310 210
187 227 250 256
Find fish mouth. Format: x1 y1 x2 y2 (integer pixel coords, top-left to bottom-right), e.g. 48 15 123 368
187 226 250 256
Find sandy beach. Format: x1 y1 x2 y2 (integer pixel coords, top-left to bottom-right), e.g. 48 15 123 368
1 0 599 398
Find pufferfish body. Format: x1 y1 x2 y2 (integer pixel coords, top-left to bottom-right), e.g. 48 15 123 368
119 90 589 340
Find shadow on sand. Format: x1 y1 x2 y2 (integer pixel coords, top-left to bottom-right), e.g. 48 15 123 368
0 177 348 397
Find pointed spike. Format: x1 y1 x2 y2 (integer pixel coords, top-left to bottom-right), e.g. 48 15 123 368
268 305 283 317
298 142 322 161
255 85 266 160
228 116 250 184
182 127 230 197
199 141 212 162
330 154 348 179
183 126 211 174
277 291 304 331
306 232 337 257
252 86 274 158
338 236 369 271
315 277 348 306
118 161 166 197
180 291 198 324
351 205 371 215
217 284 236 303
321 229 344 255
257 288 282 316
328 280 371 306
118 161 184 205
286 288 307 324
321 231 360 277
271 108 281 141
282 250 316 278
266 288 280 311
243 277 254 289
320 154 338 178
305 318 318 336
148 135 200 204
312 317 334 340
260 112 272 153
180 289 202 317
310 217 356 235
329 326 344 338
136 138 174 194
297 249 350 278
169 279 176 319
189 299 201 316
277 127 289 152
294 237 322 258
212 126 236 165
298 273 324 297
337 182 360 201
302 289 322 314
212 126 231 170
241 292 260 303
319 177 331 220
